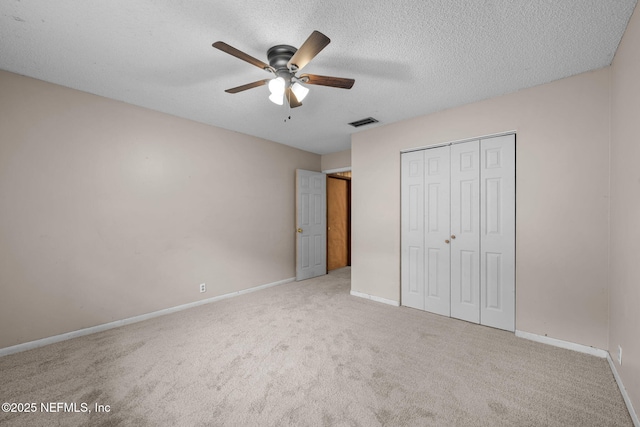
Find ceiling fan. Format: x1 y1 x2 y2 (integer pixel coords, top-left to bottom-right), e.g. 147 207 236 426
212 31 355 108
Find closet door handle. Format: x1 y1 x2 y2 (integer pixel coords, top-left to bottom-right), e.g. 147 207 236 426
451 235 456 239
445 239 450 244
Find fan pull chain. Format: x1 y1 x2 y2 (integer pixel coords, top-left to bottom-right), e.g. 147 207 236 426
284 90 292 122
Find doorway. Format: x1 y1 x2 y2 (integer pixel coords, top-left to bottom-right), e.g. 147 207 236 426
327 173 351 271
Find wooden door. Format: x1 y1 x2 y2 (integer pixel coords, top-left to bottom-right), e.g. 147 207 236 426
296 170 327 281
327 177 349 271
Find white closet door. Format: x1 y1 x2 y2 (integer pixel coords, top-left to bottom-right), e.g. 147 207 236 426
424 146 451 317
480 135 516 331
401 150 425 310
450 141 481 324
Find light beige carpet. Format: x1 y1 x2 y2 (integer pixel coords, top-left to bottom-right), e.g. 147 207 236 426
0 267 632 426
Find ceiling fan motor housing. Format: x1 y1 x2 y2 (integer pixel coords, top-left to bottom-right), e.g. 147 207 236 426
267 44 297 78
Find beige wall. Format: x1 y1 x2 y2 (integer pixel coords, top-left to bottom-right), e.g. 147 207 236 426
610 4 640 414
321 149 351 171
0 71 320 349
352 68 611 350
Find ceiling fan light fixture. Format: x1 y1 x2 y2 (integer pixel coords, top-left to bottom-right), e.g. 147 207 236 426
291 82 309 102
269 92 284 105
268 77 285 96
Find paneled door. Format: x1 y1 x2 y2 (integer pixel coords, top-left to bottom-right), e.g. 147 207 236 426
450 141 481 323
401 150 425 310
401 146 451 315
480 135 516 331
296 170 327 281
400 134 515 332
423 146 451 317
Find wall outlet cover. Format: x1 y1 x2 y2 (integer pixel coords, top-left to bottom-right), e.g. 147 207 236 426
199 283 206 293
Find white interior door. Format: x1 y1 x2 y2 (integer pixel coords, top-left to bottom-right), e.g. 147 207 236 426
424 146 451 317
480 135 516 331
401 150 425 310
296 170 327 281
450 141 481 324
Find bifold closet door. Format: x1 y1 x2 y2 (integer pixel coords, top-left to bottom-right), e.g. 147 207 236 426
423 146 451 317
401 150 425 310
450 141 481 324
401 147 450 315
480 135 515 331
401 134 515 332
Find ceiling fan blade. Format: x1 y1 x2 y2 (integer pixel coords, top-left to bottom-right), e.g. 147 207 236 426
285 87 302 108
300 74 355 89
213 41 274 72
225 79 271 94
287 31 331 72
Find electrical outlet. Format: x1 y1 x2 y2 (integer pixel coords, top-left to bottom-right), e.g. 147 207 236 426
199 283 206 293
618 345 622 365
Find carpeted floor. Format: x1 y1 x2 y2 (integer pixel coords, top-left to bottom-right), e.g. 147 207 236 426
0 267 633 426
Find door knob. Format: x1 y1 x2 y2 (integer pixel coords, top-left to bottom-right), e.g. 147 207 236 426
445 239 450 244
451 235 456 239
297 228 303 233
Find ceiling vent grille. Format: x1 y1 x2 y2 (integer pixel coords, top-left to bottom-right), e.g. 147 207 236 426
348 117 379 128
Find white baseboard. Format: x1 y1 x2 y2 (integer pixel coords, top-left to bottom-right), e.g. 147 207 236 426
607 353 640 427
0 277 295 358
515 330 608 358
350 290 400 307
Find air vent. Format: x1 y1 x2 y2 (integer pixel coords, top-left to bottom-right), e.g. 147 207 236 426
348 117 379 128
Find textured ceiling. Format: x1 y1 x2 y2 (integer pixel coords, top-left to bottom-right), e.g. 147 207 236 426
0 1 637 155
